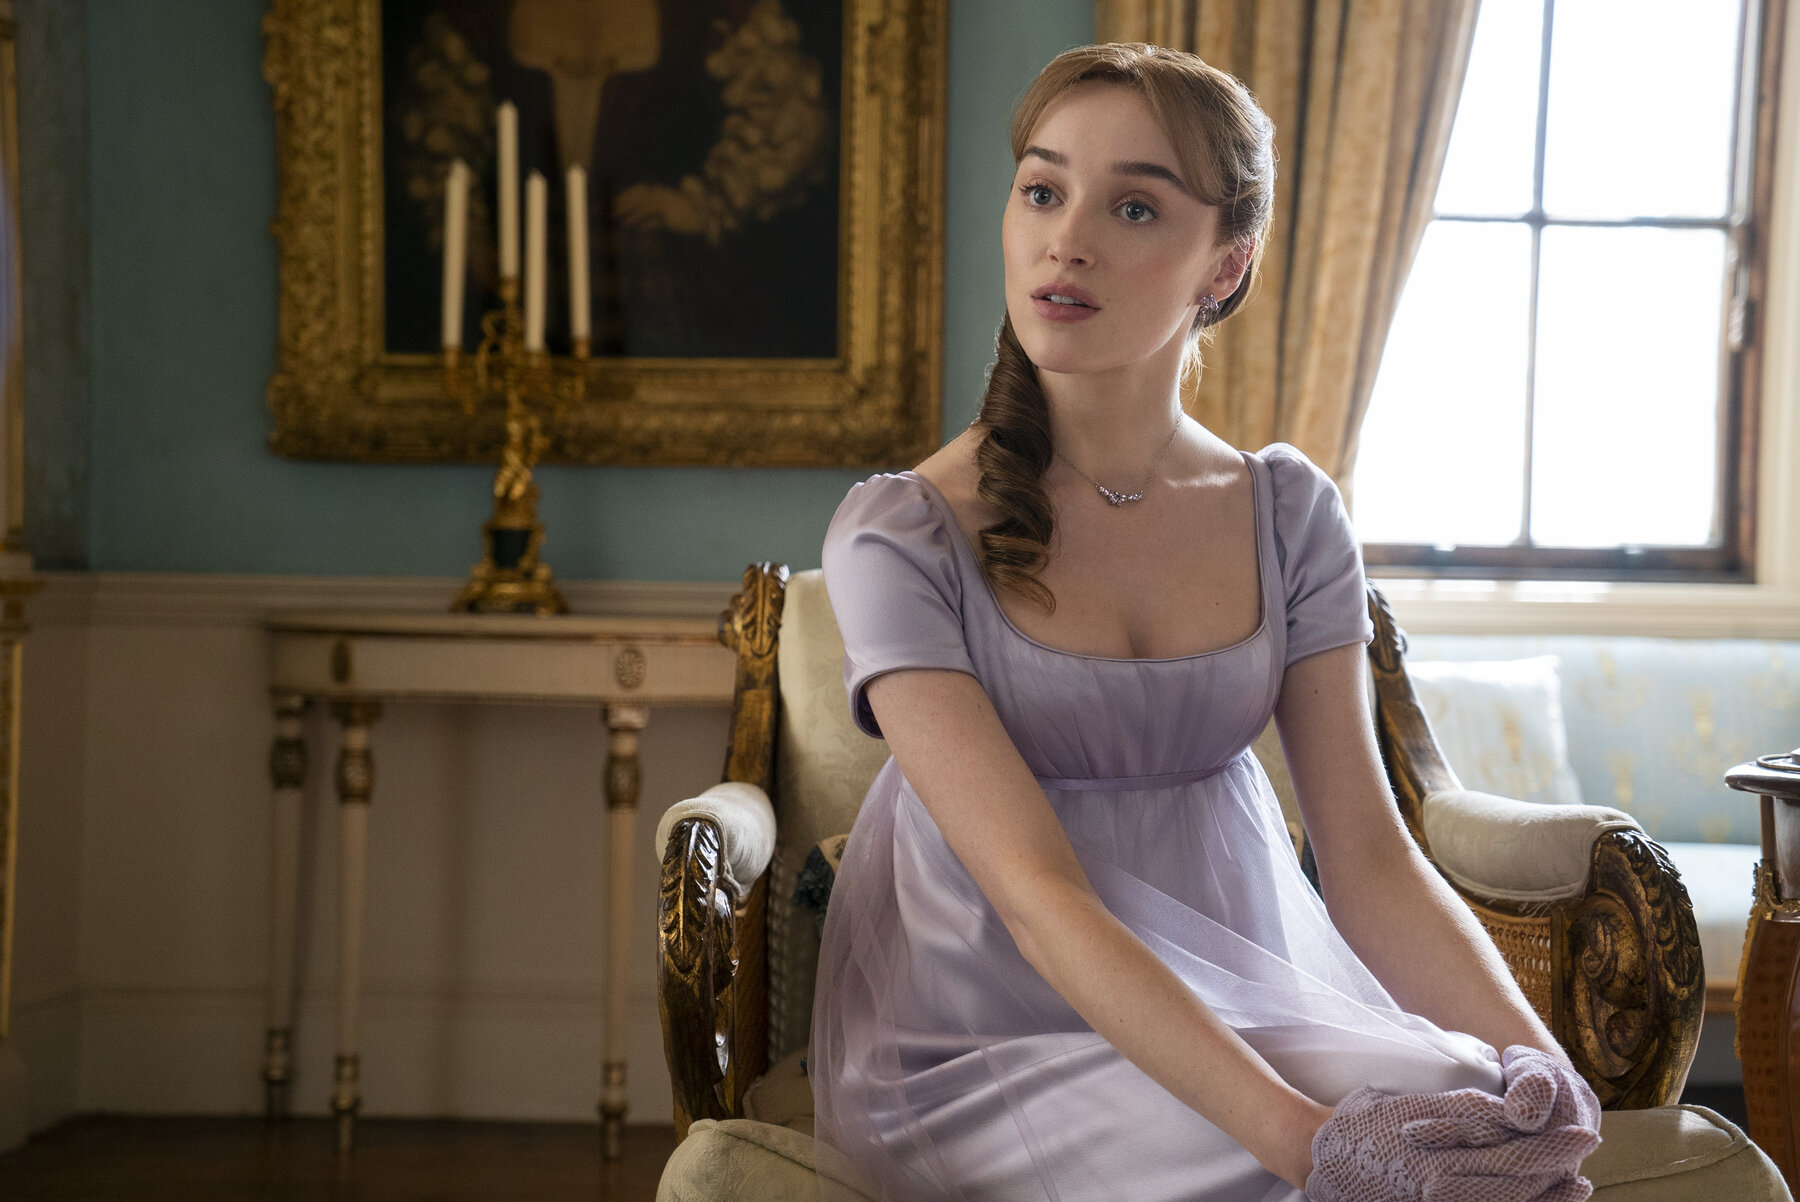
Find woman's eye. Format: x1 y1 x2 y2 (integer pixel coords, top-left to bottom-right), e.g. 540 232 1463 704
1120 200 1156 223
1020 183 1056 206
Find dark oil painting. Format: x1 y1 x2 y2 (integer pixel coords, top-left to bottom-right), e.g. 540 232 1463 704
381 0 843 359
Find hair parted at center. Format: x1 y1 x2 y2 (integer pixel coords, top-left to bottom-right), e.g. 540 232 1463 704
971 42 1276 614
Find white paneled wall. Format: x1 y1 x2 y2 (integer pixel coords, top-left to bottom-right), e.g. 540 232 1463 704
6 573 738 1138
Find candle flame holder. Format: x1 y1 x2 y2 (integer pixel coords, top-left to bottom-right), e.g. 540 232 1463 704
444 279 590 614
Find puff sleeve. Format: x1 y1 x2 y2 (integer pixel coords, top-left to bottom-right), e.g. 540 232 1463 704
1262 443 1375 667
821 474 979 739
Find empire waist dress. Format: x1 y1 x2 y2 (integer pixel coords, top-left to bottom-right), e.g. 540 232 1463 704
809 442 1505 1202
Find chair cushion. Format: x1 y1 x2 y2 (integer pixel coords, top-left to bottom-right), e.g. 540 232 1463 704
770 570 893 1063
1407 655 1587 808
1590 1104 1789 1199
655 1118 843 1202
656 1103 1786 1200
742 1048 814 1136
1662 841 1760 992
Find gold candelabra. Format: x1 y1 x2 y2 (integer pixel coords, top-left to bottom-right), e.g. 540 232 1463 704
444 279 589 614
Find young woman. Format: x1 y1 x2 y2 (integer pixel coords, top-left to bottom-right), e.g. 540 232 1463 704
810 43 1601 1202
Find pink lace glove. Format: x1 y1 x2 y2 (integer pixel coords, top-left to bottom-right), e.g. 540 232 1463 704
1399 1046 1603 1202
1306 1084 1597 1202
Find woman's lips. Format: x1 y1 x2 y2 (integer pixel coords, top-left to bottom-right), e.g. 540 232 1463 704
1031 295 1100 322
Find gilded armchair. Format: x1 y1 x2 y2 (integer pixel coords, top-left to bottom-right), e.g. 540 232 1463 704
654 563 1786 1199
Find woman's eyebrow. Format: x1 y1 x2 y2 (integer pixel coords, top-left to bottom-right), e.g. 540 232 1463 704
1020 145 1192 197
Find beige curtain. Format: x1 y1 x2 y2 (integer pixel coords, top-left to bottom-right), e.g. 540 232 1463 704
1095 0 1480 495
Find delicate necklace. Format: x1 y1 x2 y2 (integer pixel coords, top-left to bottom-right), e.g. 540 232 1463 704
1054 417 1184 506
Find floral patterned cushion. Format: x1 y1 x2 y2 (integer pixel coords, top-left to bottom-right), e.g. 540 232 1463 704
1407 655 1586 808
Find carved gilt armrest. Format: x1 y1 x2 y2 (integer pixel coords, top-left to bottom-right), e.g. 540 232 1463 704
1366 585 1703 1109
659 563 787 1137
658 785 775 1134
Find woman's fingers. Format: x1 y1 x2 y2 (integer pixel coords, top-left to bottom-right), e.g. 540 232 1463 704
1419 1124 1601 1178
1422 1172 1592 1202
1404 1070 1558 1149
1421 1169 1568 1202
1499 1045 1603 1136
1501 1065 1558 1133
1528 1177 1594 1202
1404 1114 1515 1149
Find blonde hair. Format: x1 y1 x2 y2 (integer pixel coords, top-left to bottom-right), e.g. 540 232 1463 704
972 43 1277 613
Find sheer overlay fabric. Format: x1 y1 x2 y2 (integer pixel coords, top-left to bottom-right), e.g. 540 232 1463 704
811 445 1505 1201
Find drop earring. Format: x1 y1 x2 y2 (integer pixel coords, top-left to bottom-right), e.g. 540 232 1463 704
1198 294 1221 325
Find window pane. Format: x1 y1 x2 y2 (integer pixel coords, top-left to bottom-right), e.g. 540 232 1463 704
1531 226 1725 546
1434 0 1545 218
1542 0 1742 219
1352 221 1532 547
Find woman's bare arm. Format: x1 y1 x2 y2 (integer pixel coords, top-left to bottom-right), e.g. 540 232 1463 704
864 666 1332 1188
1273 642 1563 1063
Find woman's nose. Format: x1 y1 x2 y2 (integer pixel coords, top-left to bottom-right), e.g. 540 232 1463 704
1046 206 1095 267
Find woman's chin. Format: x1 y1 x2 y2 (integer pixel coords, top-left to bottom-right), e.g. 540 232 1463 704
1023 348 1122 378
1012 330 1104 375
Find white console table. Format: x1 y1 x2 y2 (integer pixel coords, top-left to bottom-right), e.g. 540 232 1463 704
260 610 735 1156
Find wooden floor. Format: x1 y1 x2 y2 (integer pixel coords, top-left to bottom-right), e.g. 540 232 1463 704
0 1116 679 1202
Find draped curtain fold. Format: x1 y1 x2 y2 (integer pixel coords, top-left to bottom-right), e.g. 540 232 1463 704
1095 0 1481 497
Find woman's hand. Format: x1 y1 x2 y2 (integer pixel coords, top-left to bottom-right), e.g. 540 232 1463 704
1403 1046 1602 1168
1304 1079 1601 1202
1500 1045 1601 1138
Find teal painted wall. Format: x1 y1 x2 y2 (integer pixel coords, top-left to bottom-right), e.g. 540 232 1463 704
67 0 1093 580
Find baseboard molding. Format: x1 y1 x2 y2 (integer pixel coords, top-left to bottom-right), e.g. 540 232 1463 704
1 988 82 1147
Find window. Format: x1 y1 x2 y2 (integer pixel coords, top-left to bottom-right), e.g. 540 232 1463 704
1354 0 1782 581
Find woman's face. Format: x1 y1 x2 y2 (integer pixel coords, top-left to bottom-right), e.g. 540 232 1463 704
1002 82 1236 379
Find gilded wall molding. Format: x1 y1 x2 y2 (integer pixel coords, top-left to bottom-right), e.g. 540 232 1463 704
262 0 946 466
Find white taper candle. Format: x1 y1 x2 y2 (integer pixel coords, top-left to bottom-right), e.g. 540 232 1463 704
497 102 519 280
566 165 591 343
524 170 547 352
440 159 470 349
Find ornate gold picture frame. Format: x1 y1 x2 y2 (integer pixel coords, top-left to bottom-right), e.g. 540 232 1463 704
262 0 946 466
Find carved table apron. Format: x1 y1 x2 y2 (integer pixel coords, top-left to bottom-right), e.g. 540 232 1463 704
261 611 734 1157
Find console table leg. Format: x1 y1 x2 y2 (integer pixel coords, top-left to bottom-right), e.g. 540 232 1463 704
330 700 380 1155
600 703 648 1161
263 692 310 1119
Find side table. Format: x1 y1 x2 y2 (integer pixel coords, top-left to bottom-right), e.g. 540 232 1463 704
260 610 735 1156
1727 749 1800 1192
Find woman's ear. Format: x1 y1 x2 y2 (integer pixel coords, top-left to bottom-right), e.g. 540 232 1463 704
1201 237 1255 304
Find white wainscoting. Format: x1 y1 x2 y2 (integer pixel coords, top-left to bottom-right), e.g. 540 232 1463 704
6 572 740 1141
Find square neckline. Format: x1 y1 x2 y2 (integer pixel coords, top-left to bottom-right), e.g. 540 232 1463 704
896 449 1271 664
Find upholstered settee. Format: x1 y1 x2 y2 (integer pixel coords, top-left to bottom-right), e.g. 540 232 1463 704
653 564 1789 1200
1393 633 1800 1027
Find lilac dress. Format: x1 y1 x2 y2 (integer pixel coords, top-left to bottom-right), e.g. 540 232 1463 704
810 443 1504 1202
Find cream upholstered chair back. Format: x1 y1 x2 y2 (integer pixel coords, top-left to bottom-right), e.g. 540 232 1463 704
766 570 891 1062
762 568 1303 1064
